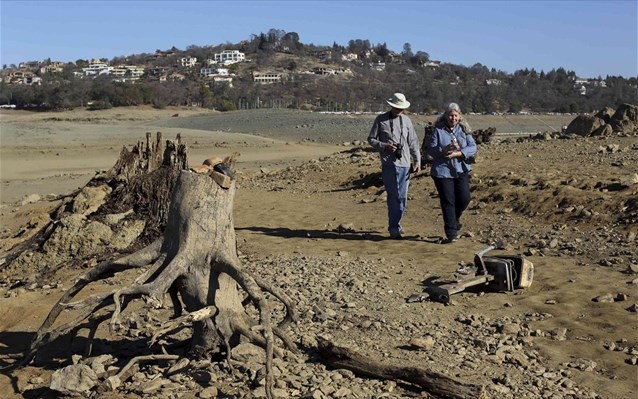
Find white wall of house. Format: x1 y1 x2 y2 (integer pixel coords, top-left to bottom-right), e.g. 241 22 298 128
214 50 245 65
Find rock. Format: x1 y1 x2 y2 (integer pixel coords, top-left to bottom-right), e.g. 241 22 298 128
50 364 99 396
20 194 41 206
167 357 190 375
569 358 597 371
191 369 215 385
593 293 615 303
198 386 219 398
609 103 638 133
103 375 122 391
565 115 605 136
71 184 112 215
408 335 435 350
500 322 521 335
551 328 567 341
231 342 265 363
85 354 116 375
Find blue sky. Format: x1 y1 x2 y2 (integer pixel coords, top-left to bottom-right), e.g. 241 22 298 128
1 0 636 78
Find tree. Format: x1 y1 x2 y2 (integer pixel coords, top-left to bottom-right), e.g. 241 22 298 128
402 42 413 62
75 59 89 68
410 51 429 66
198 84 215 108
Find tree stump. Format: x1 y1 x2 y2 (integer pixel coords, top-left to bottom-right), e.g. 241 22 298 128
0 132 186 269
18 159 297 399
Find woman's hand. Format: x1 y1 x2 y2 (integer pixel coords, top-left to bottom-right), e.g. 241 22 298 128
444 144 463 159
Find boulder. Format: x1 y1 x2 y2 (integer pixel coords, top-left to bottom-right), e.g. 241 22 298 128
565 114 605 136
609 103 638 133
50 364 99 396
594 106 615 124
591 123 614 136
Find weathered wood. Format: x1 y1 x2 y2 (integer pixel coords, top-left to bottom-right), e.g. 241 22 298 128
317 337 487 399
210 170 232 188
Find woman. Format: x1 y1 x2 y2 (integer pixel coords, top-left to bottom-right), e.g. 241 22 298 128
426 103 477 243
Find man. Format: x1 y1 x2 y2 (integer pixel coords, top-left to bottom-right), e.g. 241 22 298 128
367 93 421 239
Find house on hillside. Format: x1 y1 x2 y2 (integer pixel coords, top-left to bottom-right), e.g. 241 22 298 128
252 71 282 84
168 72 185 81
211 76 233 87
152 49 175 59
201 67 229 77
179 57 197 68
312 66 336 75
148 66 171 77
39 61 65 74
112 65 146 81
18 61 41 69
370 62 385 71
213 50 245 65
83 62 113 76
308 50 332 61
3 70 41 85
342 53 358 62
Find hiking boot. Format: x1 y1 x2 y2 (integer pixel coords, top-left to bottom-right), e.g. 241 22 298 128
390 232 403 239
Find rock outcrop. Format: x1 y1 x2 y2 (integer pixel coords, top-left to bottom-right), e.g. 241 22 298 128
566 103 638 136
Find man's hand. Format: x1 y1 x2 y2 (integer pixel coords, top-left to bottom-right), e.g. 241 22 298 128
412 163 421 174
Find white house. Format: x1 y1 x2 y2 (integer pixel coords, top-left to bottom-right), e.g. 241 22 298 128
342 53 358 62
179 57 197 68
82 62 113 76
201 67 229 77
252 71 282 84
213 50 245 65
112 65 145 79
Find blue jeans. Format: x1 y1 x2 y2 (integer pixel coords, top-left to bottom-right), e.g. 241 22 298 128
382 164 410 235
432 173 471 239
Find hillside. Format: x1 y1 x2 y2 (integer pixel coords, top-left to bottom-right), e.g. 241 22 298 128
2 31 636 114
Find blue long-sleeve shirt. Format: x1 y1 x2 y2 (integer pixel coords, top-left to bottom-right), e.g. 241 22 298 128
426 123 477 178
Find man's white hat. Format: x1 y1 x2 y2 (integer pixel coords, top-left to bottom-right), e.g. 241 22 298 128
386 93 410 109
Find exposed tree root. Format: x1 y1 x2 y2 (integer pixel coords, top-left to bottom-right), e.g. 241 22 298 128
15 166 297 399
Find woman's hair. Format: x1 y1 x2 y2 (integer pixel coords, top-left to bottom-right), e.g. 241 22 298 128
435 102 471 132
444 102 462 115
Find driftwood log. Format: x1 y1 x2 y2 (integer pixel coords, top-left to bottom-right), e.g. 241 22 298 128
317 338 487 399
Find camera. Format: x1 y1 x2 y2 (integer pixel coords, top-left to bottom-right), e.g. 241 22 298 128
394 143 403 159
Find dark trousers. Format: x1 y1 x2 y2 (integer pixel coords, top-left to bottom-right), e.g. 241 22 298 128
432 173 471 239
